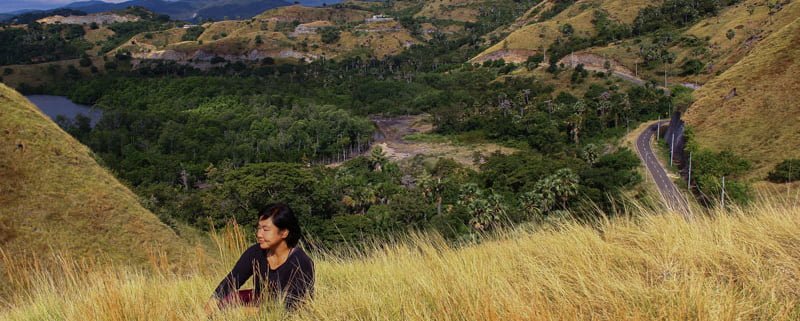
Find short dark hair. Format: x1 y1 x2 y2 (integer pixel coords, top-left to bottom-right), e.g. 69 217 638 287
258 203 302 247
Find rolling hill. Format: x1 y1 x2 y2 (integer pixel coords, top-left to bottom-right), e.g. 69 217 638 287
472 0 654 63
683 17 800 180
0 83 191 285
2 0 343 22
114 5 419 62
577 0 800 86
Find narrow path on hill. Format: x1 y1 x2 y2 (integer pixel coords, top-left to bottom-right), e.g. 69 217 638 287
557 53 703 94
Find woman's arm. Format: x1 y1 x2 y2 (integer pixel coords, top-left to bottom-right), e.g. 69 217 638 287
284 255 315 311
211 244 259 301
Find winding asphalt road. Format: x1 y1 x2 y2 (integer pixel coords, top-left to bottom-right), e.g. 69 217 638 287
636 122 692 218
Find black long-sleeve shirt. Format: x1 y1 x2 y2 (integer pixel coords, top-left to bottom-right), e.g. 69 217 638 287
212 244 314 310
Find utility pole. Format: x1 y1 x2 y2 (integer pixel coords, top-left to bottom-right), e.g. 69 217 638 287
687 151 692 190
721 176 726 208
656 119 660 142
670 132 675 167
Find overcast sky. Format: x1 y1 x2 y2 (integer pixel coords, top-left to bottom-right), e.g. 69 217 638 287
1 0 127 13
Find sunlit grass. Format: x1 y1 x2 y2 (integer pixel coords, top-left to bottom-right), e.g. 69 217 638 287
2 195 800 321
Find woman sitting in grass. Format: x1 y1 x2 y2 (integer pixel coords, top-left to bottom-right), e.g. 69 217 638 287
205 203 315 314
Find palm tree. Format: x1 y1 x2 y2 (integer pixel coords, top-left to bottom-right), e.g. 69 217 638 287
581 144 600 167
597 98 612 119
370 145 387 172
566 113 584 145
417 170 444 218
459 183 506 232
551 168 579 209
566 100 586 145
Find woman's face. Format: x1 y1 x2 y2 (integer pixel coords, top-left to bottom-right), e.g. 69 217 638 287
256 217 288 250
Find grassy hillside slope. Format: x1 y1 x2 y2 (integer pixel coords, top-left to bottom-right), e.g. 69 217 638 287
472 0 653 63
414 0 485 22
2 198 799 320
0 84 190 282
581 0 800 86
683 17 800 180
115 5 418 61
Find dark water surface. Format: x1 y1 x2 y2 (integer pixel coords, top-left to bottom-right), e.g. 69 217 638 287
25 95 102 128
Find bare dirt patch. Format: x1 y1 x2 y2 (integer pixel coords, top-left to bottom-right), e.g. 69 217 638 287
369 114 516 169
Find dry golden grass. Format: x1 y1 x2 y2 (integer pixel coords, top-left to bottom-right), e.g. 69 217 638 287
683 17 800 180
414 0 481 23
685 0 800 82
0 59 101 89
0 84 191 289
84 26 116 56
581 0 800 86
2 194 800 320
254 5 372 23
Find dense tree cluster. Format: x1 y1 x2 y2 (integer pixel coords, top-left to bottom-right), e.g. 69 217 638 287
683 128 751 206
0 23 90 65
0 7 175 65
40 49 656 247
633 0 742 34
22 0 748 247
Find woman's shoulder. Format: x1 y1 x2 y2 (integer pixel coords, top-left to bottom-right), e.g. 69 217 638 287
289 247 314 265
243 243 265 256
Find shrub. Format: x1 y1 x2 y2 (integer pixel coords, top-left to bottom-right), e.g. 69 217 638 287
79 57 92 67
181 26 204 41
680 59 705 75
320 27 341 44
768 159 800 183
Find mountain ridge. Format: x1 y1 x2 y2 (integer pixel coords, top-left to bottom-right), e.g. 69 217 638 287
2 0 343 22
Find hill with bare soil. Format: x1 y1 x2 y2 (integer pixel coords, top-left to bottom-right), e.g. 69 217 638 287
114 5 419 62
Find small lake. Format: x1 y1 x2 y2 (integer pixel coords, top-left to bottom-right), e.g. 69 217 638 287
25 95 103 128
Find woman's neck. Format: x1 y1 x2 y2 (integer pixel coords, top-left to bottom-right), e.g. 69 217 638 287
269 242 292 259
267 242 293 270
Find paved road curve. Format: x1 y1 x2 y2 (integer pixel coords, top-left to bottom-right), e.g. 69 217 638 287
636 122 692 218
